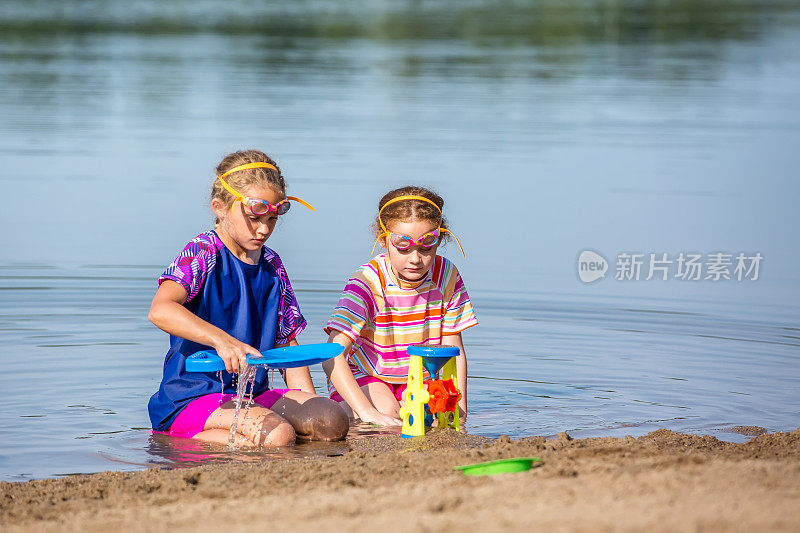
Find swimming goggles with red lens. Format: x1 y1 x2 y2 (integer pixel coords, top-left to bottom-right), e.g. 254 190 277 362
216 162 315 215
372 195 465 257
388 228 441 251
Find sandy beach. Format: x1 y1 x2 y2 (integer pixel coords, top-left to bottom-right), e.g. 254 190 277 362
2 427 798 532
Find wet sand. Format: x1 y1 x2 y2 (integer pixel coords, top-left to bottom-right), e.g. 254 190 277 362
2 428 799 532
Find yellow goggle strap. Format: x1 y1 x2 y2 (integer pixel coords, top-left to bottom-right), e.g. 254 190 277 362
217 174 245 206
216 162 314 211
371 231 389 255
440 228 466 258
285 196 315 211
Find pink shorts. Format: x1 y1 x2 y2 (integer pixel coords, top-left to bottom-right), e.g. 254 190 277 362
164 389 291 439
330 375 408 403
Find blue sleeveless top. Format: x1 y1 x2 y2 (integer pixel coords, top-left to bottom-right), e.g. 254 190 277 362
148 231 306 431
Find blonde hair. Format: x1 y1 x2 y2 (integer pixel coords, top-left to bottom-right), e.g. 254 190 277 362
210 149 286 208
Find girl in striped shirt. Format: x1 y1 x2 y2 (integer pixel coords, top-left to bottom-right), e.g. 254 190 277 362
323 186 477 427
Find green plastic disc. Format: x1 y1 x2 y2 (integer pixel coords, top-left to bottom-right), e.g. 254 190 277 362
453 457 542 476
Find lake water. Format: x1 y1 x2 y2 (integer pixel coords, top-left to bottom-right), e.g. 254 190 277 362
1 0 799 482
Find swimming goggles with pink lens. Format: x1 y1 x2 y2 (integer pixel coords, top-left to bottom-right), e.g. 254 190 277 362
388 228 441 251
372 194 465 258
216 162 315 215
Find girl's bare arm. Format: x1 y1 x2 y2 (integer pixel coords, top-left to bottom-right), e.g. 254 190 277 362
148 279 262 373
322 331 401 426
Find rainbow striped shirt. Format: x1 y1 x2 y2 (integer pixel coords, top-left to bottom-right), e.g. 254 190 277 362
325 253 477 384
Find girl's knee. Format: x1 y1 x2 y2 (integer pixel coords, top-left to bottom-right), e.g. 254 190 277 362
263 419 296 446
249 412 296 447
318 399 350 441
297 397 349 441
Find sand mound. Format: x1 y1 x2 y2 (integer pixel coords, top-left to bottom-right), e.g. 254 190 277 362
2 428 799 532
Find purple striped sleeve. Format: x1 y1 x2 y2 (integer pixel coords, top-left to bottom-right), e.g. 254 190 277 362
158 231 221 303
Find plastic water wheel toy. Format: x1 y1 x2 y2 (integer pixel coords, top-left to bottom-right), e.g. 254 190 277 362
427 379 459 414
398 344 462 438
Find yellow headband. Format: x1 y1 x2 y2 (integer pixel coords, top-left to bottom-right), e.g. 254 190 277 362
377 195 440 232
216 161 315 211
218 161 278 181
373 194 465 257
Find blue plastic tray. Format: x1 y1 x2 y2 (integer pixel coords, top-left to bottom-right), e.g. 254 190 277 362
246 343 342 368
185 343 343 372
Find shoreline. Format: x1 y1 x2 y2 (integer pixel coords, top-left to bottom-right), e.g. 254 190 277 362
2 427 798 532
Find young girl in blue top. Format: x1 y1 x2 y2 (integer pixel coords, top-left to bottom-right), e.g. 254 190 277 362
148 149 348 447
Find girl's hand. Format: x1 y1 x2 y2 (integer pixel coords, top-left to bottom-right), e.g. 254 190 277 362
323 331 401 427
149 281 261 374
357 408 402 427
213 336 262 374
